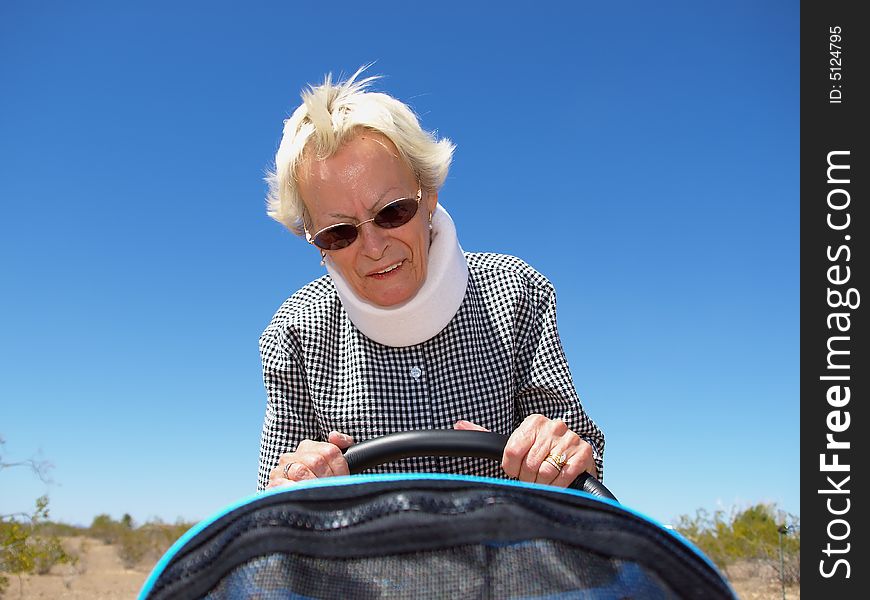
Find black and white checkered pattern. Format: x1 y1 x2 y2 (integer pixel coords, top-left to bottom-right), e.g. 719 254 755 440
257 253 604 490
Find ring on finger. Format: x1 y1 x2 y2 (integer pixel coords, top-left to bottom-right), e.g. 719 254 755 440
282 462 295 479
545 452 568 472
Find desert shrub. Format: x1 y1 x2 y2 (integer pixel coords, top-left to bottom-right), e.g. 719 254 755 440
1 438 78 596
88 513 129 545
89 516 195 569
0 496 77 596
674 502 800 585
118 528 151 568
38 521 84 538
31 535 73 575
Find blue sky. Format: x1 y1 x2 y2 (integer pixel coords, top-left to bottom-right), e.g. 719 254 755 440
1 1 799 529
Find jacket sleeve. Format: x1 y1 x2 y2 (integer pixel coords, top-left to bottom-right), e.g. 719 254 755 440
513 280 605 480
257 328 320 491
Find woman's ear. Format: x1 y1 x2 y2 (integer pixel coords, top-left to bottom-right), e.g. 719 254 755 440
426 189 439 218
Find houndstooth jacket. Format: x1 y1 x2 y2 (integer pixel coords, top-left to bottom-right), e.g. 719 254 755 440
257 252 604 490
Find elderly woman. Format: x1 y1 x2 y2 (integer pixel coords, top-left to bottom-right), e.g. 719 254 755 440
259 68 604 491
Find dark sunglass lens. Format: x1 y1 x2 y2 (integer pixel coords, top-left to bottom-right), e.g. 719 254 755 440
314 225 357 250
374 198 419 228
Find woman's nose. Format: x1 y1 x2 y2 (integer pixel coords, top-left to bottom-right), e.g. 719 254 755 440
357 221 388 259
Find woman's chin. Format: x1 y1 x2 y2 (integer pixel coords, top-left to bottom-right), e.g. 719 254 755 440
360 280 420 307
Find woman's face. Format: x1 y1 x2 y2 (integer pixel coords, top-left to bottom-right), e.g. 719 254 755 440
298 131 438 307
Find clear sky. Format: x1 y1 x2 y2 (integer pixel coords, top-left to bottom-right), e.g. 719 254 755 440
1 1 798 529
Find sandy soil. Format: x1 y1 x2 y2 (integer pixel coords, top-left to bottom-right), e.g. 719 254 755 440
2 537 148 599
726 561 801 600
729 579 801 599
4 537 799 599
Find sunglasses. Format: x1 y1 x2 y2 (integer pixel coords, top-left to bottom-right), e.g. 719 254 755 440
305 188 423 251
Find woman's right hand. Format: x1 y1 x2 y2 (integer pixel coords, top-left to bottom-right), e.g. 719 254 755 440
267 431 355 488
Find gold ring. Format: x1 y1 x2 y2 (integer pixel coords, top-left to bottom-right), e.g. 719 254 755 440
545 452 568 471
544 456 561 471
282 462 294 479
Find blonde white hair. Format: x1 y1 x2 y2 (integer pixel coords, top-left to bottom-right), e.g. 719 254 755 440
266 66 456 235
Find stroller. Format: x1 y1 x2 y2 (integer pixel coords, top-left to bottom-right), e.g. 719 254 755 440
139 431 737 599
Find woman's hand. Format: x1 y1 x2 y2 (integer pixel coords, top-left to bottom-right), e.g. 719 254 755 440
454 415 597 487
267 431 355 489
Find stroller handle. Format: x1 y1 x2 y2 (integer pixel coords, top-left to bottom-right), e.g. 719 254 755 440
343 429 618 502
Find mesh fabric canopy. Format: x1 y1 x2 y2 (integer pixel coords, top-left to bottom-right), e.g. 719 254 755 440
140 474 736 599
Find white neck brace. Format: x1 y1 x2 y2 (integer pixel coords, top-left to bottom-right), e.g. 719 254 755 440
325 204 469 347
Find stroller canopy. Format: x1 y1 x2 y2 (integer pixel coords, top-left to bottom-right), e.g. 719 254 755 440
140 473 736 599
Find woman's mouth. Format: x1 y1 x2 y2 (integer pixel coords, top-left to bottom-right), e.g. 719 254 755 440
369 261 404 278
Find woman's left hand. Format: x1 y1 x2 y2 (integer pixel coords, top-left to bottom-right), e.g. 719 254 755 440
454 414 597 488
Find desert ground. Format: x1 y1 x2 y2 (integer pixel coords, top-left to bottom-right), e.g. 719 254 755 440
3 537 145 599
3 536 799 599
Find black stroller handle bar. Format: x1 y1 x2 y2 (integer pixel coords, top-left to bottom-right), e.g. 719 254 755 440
343 430 618 502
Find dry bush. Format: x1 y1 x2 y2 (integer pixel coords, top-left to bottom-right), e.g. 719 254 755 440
674 502 800 586
87 515 194 569
88 514 128 546
38 522 83 538
1 497 78 597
